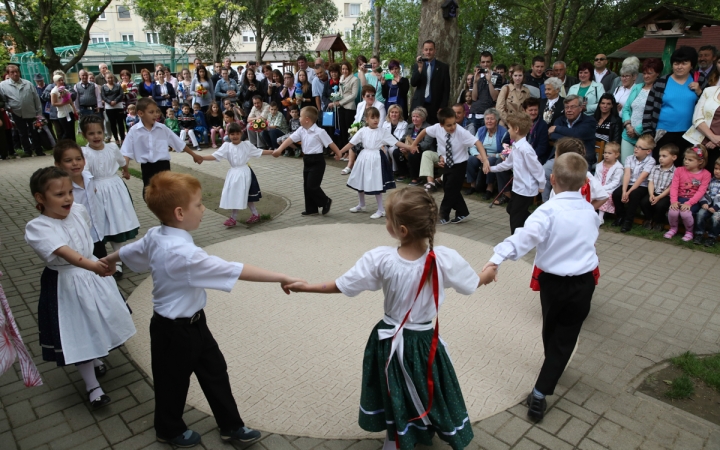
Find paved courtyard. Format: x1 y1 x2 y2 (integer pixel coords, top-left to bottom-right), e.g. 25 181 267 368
1 151 720 449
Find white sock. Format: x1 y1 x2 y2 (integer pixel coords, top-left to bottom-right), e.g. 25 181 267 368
249 203 258 215
598 211 605 220
375 194 384 213
92 358 103 367
109 242 124 272
357 192 366 208
231 209 238 220
77 362 104 402
383 433 396 450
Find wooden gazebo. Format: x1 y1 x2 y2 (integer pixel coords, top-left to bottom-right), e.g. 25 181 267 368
315 34 348 63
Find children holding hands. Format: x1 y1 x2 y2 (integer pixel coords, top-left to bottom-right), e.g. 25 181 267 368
639 144 678 231
665 145 711 241
100 171 302 448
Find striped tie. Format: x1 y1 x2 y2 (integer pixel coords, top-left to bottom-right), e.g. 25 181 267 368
445 133 454 168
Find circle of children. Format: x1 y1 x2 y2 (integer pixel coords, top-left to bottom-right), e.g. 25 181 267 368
7 41 720 449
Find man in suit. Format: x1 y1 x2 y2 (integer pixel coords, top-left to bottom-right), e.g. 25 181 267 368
553 61 578 97
593 54 618 93
410 40 450 125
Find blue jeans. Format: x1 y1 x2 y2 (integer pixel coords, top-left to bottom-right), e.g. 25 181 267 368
261 128 285 149
694 208 720 238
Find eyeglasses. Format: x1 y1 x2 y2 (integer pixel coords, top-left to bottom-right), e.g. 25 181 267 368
565 105 581 110
634 145 652 151
594 58 606 61
621 74 632 78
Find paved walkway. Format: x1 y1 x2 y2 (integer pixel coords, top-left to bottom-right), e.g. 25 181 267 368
1 152 719 449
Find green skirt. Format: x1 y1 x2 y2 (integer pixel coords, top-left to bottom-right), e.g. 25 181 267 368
359 320 473 450
103 227 139 244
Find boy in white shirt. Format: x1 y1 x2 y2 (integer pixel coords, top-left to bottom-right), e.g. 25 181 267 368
548 137 609 210
412 107 489 224
273 106 342 215
490 113 545 234
482 152 601 423
121 98 204 199
101 171 302 448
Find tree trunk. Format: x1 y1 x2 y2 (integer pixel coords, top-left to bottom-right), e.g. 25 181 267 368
556 0 582 62
417 0 459 108
452 24 484 105
373 5 381 58
543 0 556 66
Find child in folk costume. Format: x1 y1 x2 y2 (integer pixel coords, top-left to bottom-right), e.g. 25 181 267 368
200 123 273 226
53 141 107 259
287 188 493 450
25 167 136 409
482 153 601 422
341 107 415 219
100 171 301 447
80 115 140 280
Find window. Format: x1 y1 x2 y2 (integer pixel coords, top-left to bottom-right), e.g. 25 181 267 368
146 32 160 44
303 34 312 43
344 28 358 39
117 5 131 20
344 3 361 17
121 33 134 43
90 34 110 44
242 30 255 43
98 11 106 20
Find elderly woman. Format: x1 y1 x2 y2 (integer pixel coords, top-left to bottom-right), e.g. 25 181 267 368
594 93 622 144
684 82 720 171
539 77 565 125
496 64 530 124
642 46 703 163
464 108 508 199
568 62 605 115
609 57 640 93
51 74 78 141
613 65 638 111
381 59 409 120
399 107 436 187
620 58 662 161
383 104 409 171
333 61 359 148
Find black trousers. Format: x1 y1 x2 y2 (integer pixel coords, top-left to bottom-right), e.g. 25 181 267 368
612 185 647 223
440 161 468 220
150 311 243 439
535 271 594 395
140 160 171 199
12 114 43 156
303 154 328 213
639 194 671 224
92 241 107 259
57 116 76 142
423 102 438 125
106 109 126 141
507 192 535 235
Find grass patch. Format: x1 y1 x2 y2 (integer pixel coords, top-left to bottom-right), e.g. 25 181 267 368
260 213 272 221
128 168 142 179
672 352 720 391
665 373 695 399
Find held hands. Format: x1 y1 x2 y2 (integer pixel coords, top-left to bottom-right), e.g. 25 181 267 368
192 153 204 165
621 191 630 203
482 162 490 174
680 203 691 212
438 156 445 168
285 280 309 292
281 277 307 294
272 149 283 158
649 194 657 205
479 262 498 285
91 260 111 277
122 167 130 180
669 201 680 211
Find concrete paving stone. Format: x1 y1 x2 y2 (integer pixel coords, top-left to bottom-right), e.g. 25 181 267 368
90 395 138 421
494 416 532 445
190 416 220 436
182 407 210 426
111 428 157 450
586 418 622 447
35 392 84 418
6 399 36 427
119 399 155 423
62 403 95 432
578 437 611 450
48 424 103 450
321 439 357 450
582 390 615 415
557 416 592 446
510 438 542 450
609 394 641 418
127 412 154 434
646 421 680 447
293 437 326 450
0 368 22 388
37 368 71 390
562 382 596 407
345 440 383 450
13 411 66 440
98 414 133 444
525 426 574 450
257 433 297 450
28 385 76 409
476 410 512 434
0 430 18 450
0 380 51 405
0 418 9 433
127 380 155 404
16 421 72 450
536 407 571 435
668 411 713 438
674 429 706 449
607 427 644 450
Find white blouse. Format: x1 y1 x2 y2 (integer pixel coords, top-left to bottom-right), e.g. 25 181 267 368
212 141 263 167
82 144 125 180
336 246 478 324
382 120 408 152
349 126 398 151
25 204 93 267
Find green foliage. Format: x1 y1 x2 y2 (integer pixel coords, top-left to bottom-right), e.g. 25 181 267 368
665 373 694 399
133 0 225 48
672 352 720 391
0 5 84 54
0 45 11 70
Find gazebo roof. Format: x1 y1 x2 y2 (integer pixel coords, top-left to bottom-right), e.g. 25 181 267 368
608 25 720 60
315 34 347 52
631 5 720 29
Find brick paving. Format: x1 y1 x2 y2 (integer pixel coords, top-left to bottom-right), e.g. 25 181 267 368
1 152 720 449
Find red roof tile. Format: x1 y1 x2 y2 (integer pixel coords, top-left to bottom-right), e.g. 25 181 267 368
609 25 720 60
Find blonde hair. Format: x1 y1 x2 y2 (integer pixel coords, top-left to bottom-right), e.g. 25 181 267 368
636 133 656 149
300 106 318 122
505 112 532 136
385 187 438 250
145 171 202 223
604 141 620 156
553 153 588 191
386 104 404 122
555 137 586 158
685 144 708 169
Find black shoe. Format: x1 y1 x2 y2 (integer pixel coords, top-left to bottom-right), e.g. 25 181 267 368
526 393 547 422
322 198 332 215
463 187 475 196
620 221 632 233
301 211 318 216
220 426 261 443
693 235 704 245
113 270 123 280
652 223 664 232
450 215 469 224
482 191 493 200
612 218 623 227
157 430 201 448
88 387 111 410
642 220 652 230
705 237 717 247
94 363 107 378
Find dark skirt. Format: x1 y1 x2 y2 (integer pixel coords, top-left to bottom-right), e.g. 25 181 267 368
359 320 473 450
379 150 396 193
248 167 262 203
103 228 139 244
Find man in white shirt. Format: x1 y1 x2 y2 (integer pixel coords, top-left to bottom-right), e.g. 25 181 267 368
593 54 618 92
294 55 316 83
482 152 600 423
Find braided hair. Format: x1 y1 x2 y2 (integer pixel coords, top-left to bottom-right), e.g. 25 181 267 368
385 187 438 250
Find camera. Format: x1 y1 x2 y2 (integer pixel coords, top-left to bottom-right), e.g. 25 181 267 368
364 63 372 69
421 57 430 62
475 65 486 74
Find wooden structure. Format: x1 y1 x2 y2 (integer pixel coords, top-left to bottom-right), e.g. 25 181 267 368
314 34 348 63
628 5 720 75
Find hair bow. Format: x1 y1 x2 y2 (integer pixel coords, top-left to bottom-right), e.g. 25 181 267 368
692 146 704 158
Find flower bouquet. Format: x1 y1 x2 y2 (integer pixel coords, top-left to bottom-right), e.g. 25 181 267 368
121 81 130 94
33 117 48 130
281 97 297 108
250 118 267 132
57 86 71 103
196 85 208 97
348 121 363 138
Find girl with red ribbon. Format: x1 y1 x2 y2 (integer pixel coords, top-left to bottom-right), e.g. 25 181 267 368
287 187 493 449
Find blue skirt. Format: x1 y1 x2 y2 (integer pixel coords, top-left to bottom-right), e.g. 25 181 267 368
248 167 262 203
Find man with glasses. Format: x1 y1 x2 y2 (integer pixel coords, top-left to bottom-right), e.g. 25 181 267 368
593 54 618 92
541 95 597 201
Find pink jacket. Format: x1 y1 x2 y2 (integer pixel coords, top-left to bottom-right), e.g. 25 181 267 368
670 167 711 205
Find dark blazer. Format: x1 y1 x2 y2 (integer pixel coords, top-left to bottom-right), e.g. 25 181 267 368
528 118 551 165
152 82 176 106
539 96 565 127
550 114 598 166
410 59 450 123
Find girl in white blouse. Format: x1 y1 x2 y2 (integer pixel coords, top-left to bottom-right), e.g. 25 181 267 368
287 188 491 450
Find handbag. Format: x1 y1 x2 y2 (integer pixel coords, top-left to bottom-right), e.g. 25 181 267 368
322 109 335 127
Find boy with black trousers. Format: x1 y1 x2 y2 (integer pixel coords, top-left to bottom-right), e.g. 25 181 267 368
489 112 545 234
411 107 489 224
639 144 678 232
101 171 302 447
272 106 342 215
611 133 656 232
481 152 601 422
